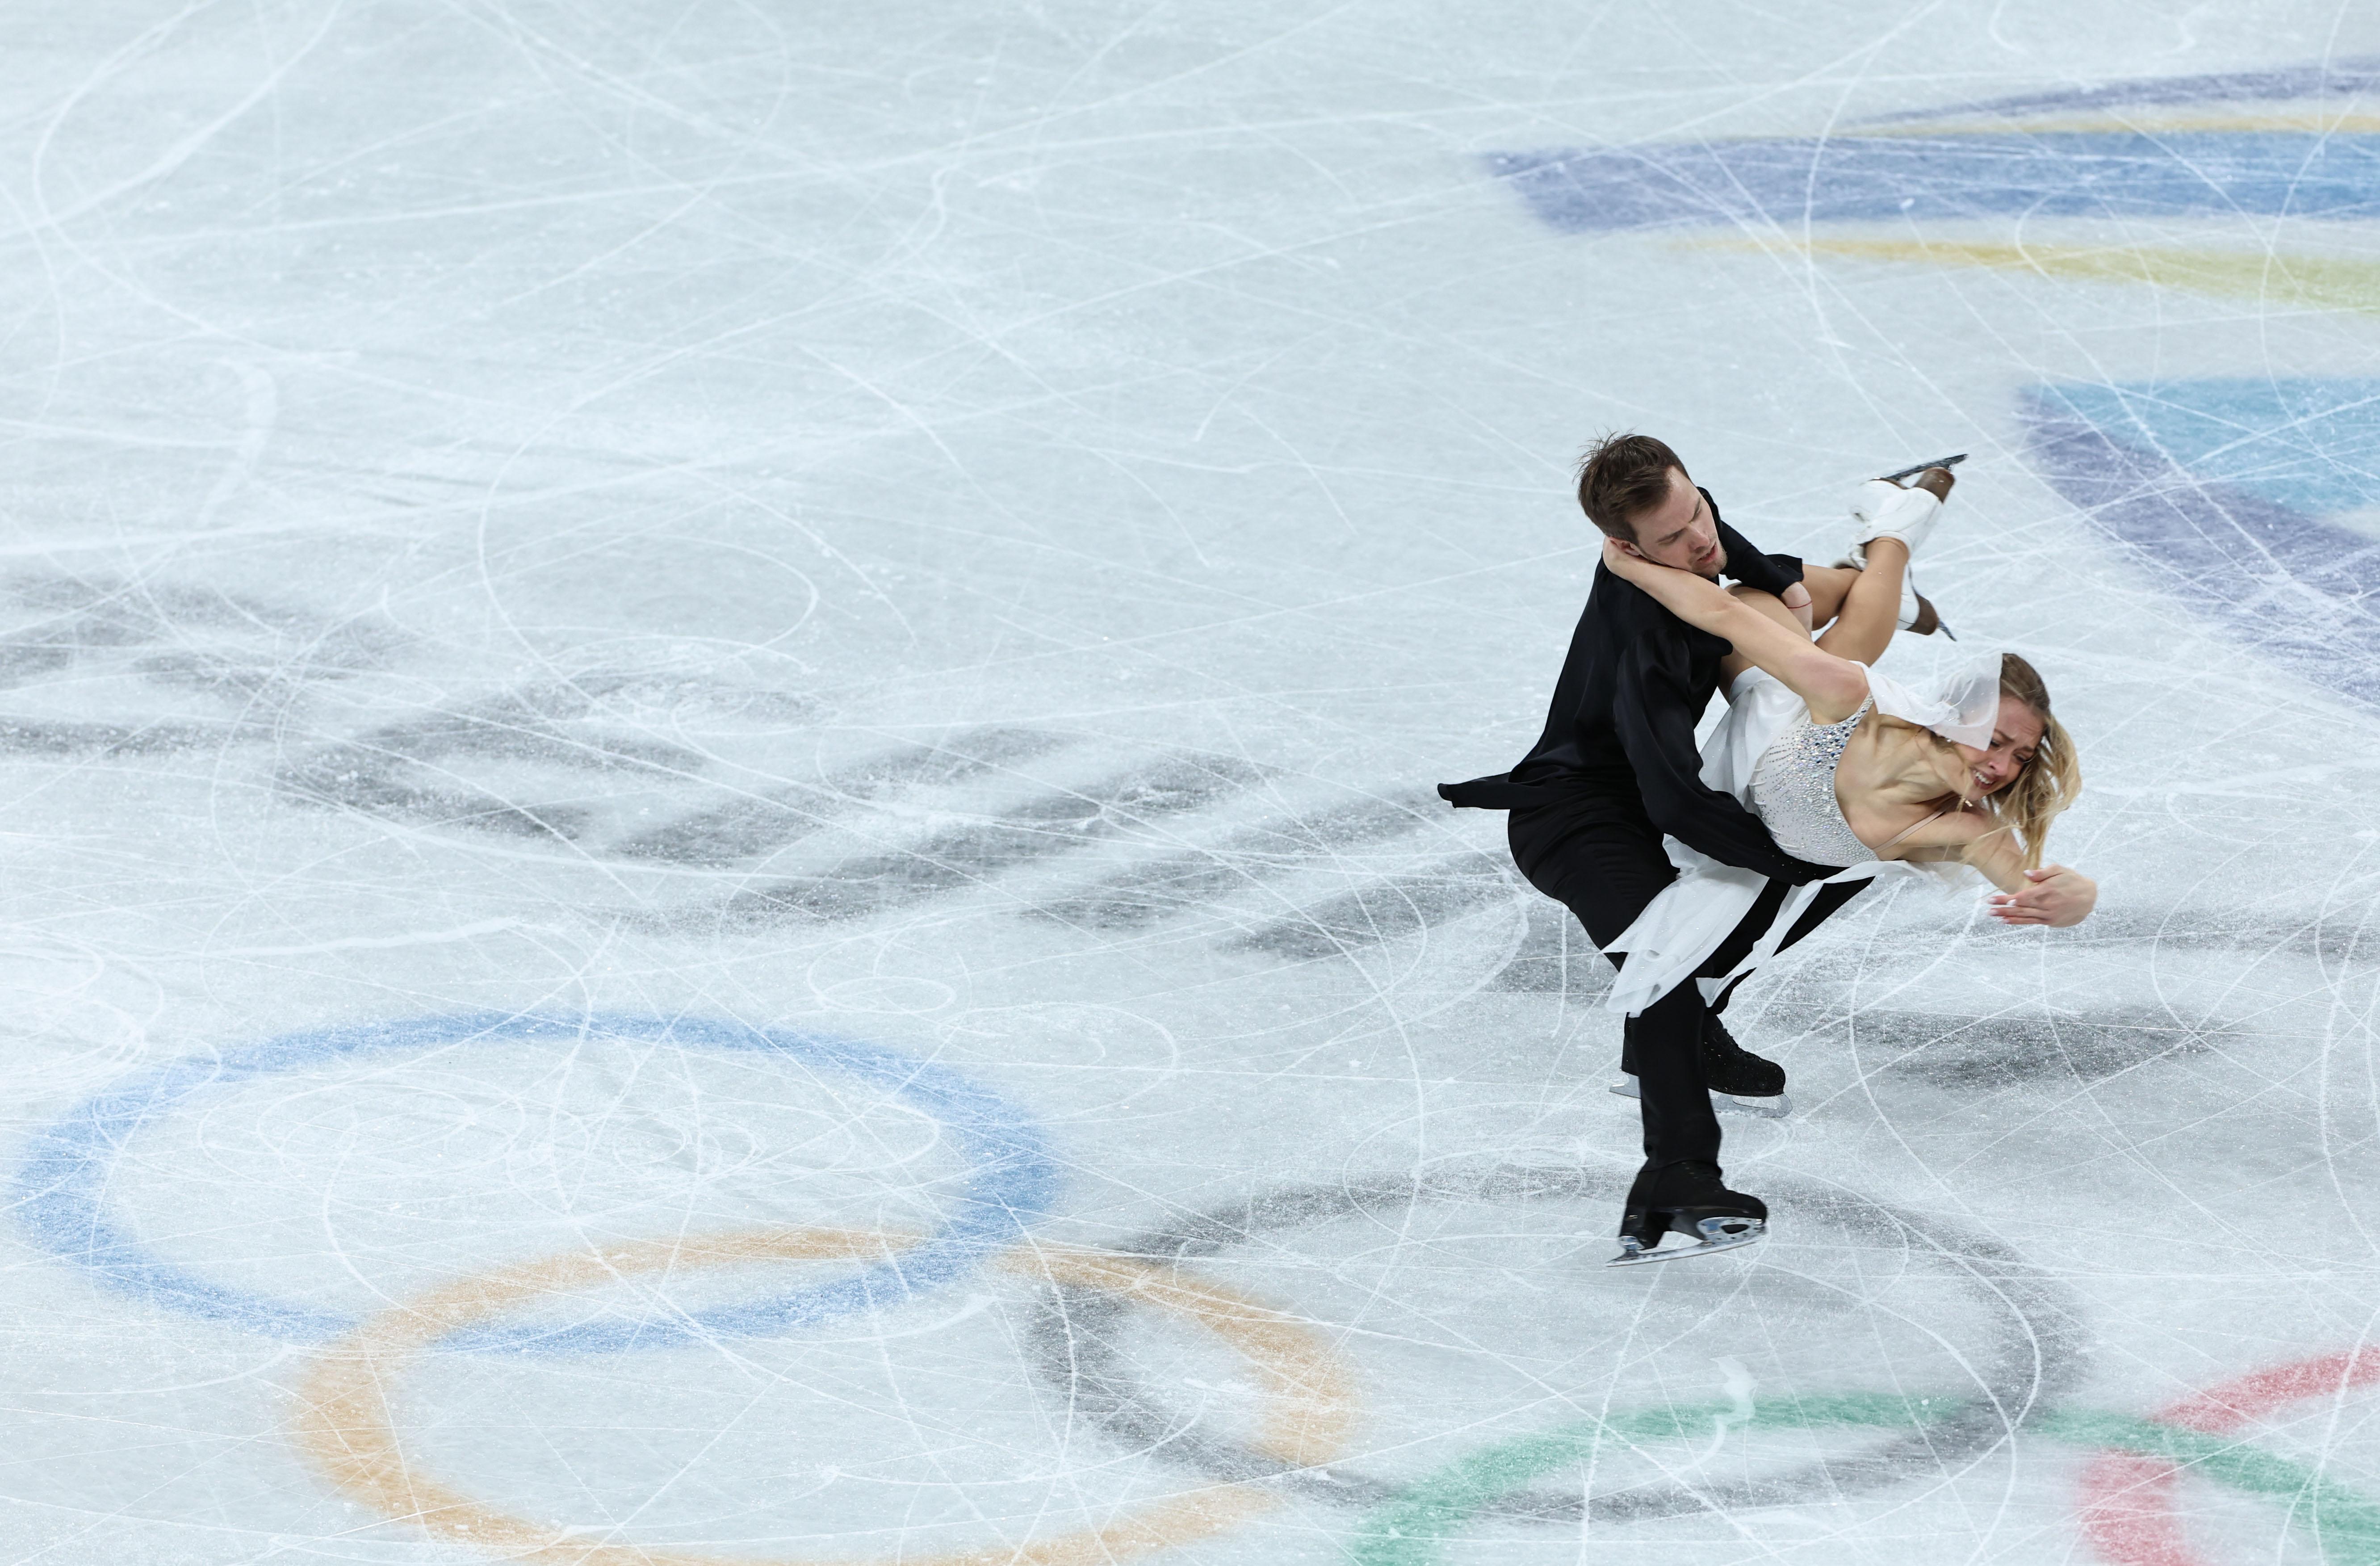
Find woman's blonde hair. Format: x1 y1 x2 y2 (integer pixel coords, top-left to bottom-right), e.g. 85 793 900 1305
1987 653 2080 869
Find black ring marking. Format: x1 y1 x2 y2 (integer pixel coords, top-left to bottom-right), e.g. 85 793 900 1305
1023 1159 2087 1524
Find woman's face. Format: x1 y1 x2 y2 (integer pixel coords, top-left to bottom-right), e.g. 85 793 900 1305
1974 697 2046 796
1946 741 1991 802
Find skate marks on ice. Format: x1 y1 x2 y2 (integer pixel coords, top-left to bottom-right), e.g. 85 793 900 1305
277 672 826 844
1216 852 1520 963
611 726 1063 866
1721 905 2342 1102
0 564 1515 956
0 584 1522 961
627 759 1496 951
1489 55 2380 234
1354 1349 2380 1566
2021 379 2380 714
1872 59 2380 121
696 752 1276 929
14 1012 1059 1349
1030 792 1440 933
1810 1005 2229 1092
1022 1158 2086 1525
291 1227 1358 1566
0 572 402 757
1485 60 2380 319
2069 1346 2380 1566
1491 125 2380 236
1483 899 1616 996
287 697 1509 958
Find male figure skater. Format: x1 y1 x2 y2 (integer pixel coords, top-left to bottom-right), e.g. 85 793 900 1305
1441 434 1859 1257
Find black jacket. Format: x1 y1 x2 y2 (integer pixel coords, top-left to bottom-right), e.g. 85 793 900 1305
1443 491 1835 885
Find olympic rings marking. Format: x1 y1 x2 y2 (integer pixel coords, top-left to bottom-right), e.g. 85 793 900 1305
1022 1158 2088 1525
1347 1394 2380 1566
2072 1348 2380 1566
15 1012 1059 1353
292 1227 1359 1566
1349 1394 1948 1566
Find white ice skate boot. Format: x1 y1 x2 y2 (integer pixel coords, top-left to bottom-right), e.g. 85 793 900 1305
1844 477 1944 567
1838 472 1955 638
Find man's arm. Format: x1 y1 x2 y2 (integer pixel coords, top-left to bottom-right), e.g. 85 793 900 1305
1613 626 1835 885
1705 491 1805 602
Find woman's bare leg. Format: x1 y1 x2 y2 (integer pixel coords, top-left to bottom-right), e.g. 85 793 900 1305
1814 537 1908 664
1799 564 1859 629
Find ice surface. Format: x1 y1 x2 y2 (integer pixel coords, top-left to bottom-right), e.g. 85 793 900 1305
4 3 2380 1563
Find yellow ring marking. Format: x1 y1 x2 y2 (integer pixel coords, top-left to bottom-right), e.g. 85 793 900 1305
1697 235 2380 317
292 1228 1357 1565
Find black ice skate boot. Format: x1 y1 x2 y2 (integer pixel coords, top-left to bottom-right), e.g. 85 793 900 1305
1608 1014 1790 1117
1700 1014 1791 1118
1610 1159 1768 1267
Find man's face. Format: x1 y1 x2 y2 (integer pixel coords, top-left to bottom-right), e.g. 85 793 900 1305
1621 467 1726 575
1973 697 2045 796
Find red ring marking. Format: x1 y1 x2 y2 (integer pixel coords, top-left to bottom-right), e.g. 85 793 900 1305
2078 1348 2380 1565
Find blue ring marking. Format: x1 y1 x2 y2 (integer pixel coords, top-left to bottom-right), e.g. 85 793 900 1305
13 1012 1060 1353
2028 378 2380 518
2020 380 2380 714
1489 133 2380 235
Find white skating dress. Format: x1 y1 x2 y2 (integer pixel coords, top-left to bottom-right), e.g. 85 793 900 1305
1600 656 2002 1016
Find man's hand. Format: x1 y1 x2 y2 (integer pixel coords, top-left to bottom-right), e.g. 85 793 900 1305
1986 865 2096 928
1781 581 1814 634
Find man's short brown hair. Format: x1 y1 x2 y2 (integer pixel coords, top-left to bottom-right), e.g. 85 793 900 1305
1576 432 1688 541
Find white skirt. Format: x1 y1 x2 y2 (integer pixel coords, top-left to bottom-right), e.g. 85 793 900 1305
1598 668 1959 1016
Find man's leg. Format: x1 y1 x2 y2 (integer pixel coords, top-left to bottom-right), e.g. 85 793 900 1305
1509 810 1786 1255
1628 981 1721 1168
1506 805 1673 949
1507 807 1720 1171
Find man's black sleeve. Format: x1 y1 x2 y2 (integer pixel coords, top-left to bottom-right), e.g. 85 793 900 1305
1613 628 1835 885
1709 502 1803 599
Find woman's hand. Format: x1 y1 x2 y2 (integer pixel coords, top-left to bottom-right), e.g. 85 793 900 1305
1986 865 2097 927
1601 535 1674 586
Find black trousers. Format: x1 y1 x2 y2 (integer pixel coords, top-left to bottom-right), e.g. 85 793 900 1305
1508 801 1866 1171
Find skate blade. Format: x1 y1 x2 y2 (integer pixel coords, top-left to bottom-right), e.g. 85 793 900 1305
1877 452 1967 483
1606 1218 1767 1268
1609 1079 1790 1119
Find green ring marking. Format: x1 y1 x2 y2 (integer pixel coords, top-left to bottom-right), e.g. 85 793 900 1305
1348 1397 2380 1566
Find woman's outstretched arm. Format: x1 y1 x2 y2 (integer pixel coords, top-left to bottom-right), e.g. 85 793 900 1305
1890 809 2099 926
1601 538 1870 723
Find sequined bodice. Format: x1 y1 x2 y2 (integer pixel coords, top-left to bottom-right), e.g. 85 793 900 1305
1747 697 1877 868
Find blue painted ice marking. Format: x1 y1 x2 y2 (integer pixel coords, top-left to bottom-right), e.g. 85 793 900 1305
14 1012 1059 1352
2020 380 2380 713
1491 133 2380 235
2025 379 2380 518
1856 57 2380 124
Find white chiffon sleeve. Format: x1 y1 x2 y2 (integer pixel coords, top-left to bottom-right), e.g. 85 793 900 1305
1866 657 2002 749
